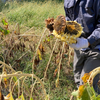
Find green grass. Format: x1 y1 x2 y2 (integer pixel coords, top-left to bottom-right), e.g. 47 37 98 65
1 0 65 29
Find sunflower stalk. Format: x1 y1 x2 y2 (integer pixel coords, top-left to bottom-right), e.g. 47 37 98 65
88 67 100 86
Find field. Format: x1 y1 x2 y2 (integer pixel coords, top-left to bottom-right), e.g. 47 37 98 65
0 0 77 100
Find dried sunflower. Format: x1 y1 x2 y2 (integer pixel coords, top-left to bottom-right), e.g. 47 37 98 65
52 15 83 44
45 17 54 33
53 15 66 34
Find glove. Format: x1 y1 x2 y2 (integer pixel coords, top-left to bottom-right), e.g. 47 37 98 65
69 38 89 50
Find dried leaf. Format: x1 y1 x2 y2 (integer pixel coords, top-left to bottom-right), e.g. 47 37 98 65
14 31 16 34
15 60 21 63
39 43 45 54
63 67 71 75
34 58 40 65
55 78 59 88
55 54 60 64
29 45 34 52
45 17 54 33
53 69 58 77
3 78 7 88
37 49 42 60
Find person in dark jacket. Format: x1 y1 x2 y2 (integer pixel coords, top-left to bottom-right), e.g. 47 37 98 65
64 0 100 93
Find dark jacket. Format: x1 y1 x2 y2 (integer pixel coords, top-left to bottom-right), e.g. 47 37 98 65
64 0 100 49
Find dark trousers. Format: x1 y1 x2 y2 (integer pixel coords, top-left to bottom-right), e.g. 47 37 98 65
74 49 100 93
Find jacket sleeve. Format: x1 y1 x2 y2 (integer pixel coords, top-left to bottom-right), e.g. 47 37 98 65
64 6 71 21
87 0 100 49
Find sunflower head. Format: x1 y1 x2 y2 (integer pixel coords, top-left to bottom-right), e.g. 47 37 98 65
53 15 66 35
65 21 82 36
45 17 54 33
45 15 83 44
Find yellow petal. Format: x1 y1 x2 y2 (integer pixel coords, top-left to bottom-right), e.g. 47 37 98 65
78 85 84 98
82 73 90 83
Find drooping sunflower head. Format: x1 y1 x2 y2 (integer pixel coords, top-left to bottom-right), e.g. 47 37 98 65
63 21 83 44
65 21 83 37
53 15 66 35
45 17 54 33
45 15 83 44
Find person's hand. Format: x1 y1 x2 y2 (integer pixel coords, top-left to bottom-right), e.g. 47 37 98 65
69 38 89 50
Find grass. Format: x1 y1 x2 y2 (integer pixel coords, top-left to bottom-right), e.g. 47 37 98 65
1 0 65 30
0 0 77 100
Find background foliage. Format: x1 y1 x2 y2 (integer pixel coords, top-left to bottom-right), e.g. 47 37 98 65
0 0 76 100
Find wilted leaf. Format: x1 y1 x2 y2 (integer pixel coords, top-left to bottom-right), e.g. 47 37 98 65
34 58 40 65
63 66 71 75
39 43 45 54
55 78 59 87
15 60 21 63
55 53 60 65
53 69 58 77
37 49 42 60
45 17 54 33
3 78 7 88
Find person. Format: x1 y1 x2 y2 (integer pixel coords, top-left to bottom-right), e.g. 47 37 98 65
64 0 100 93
